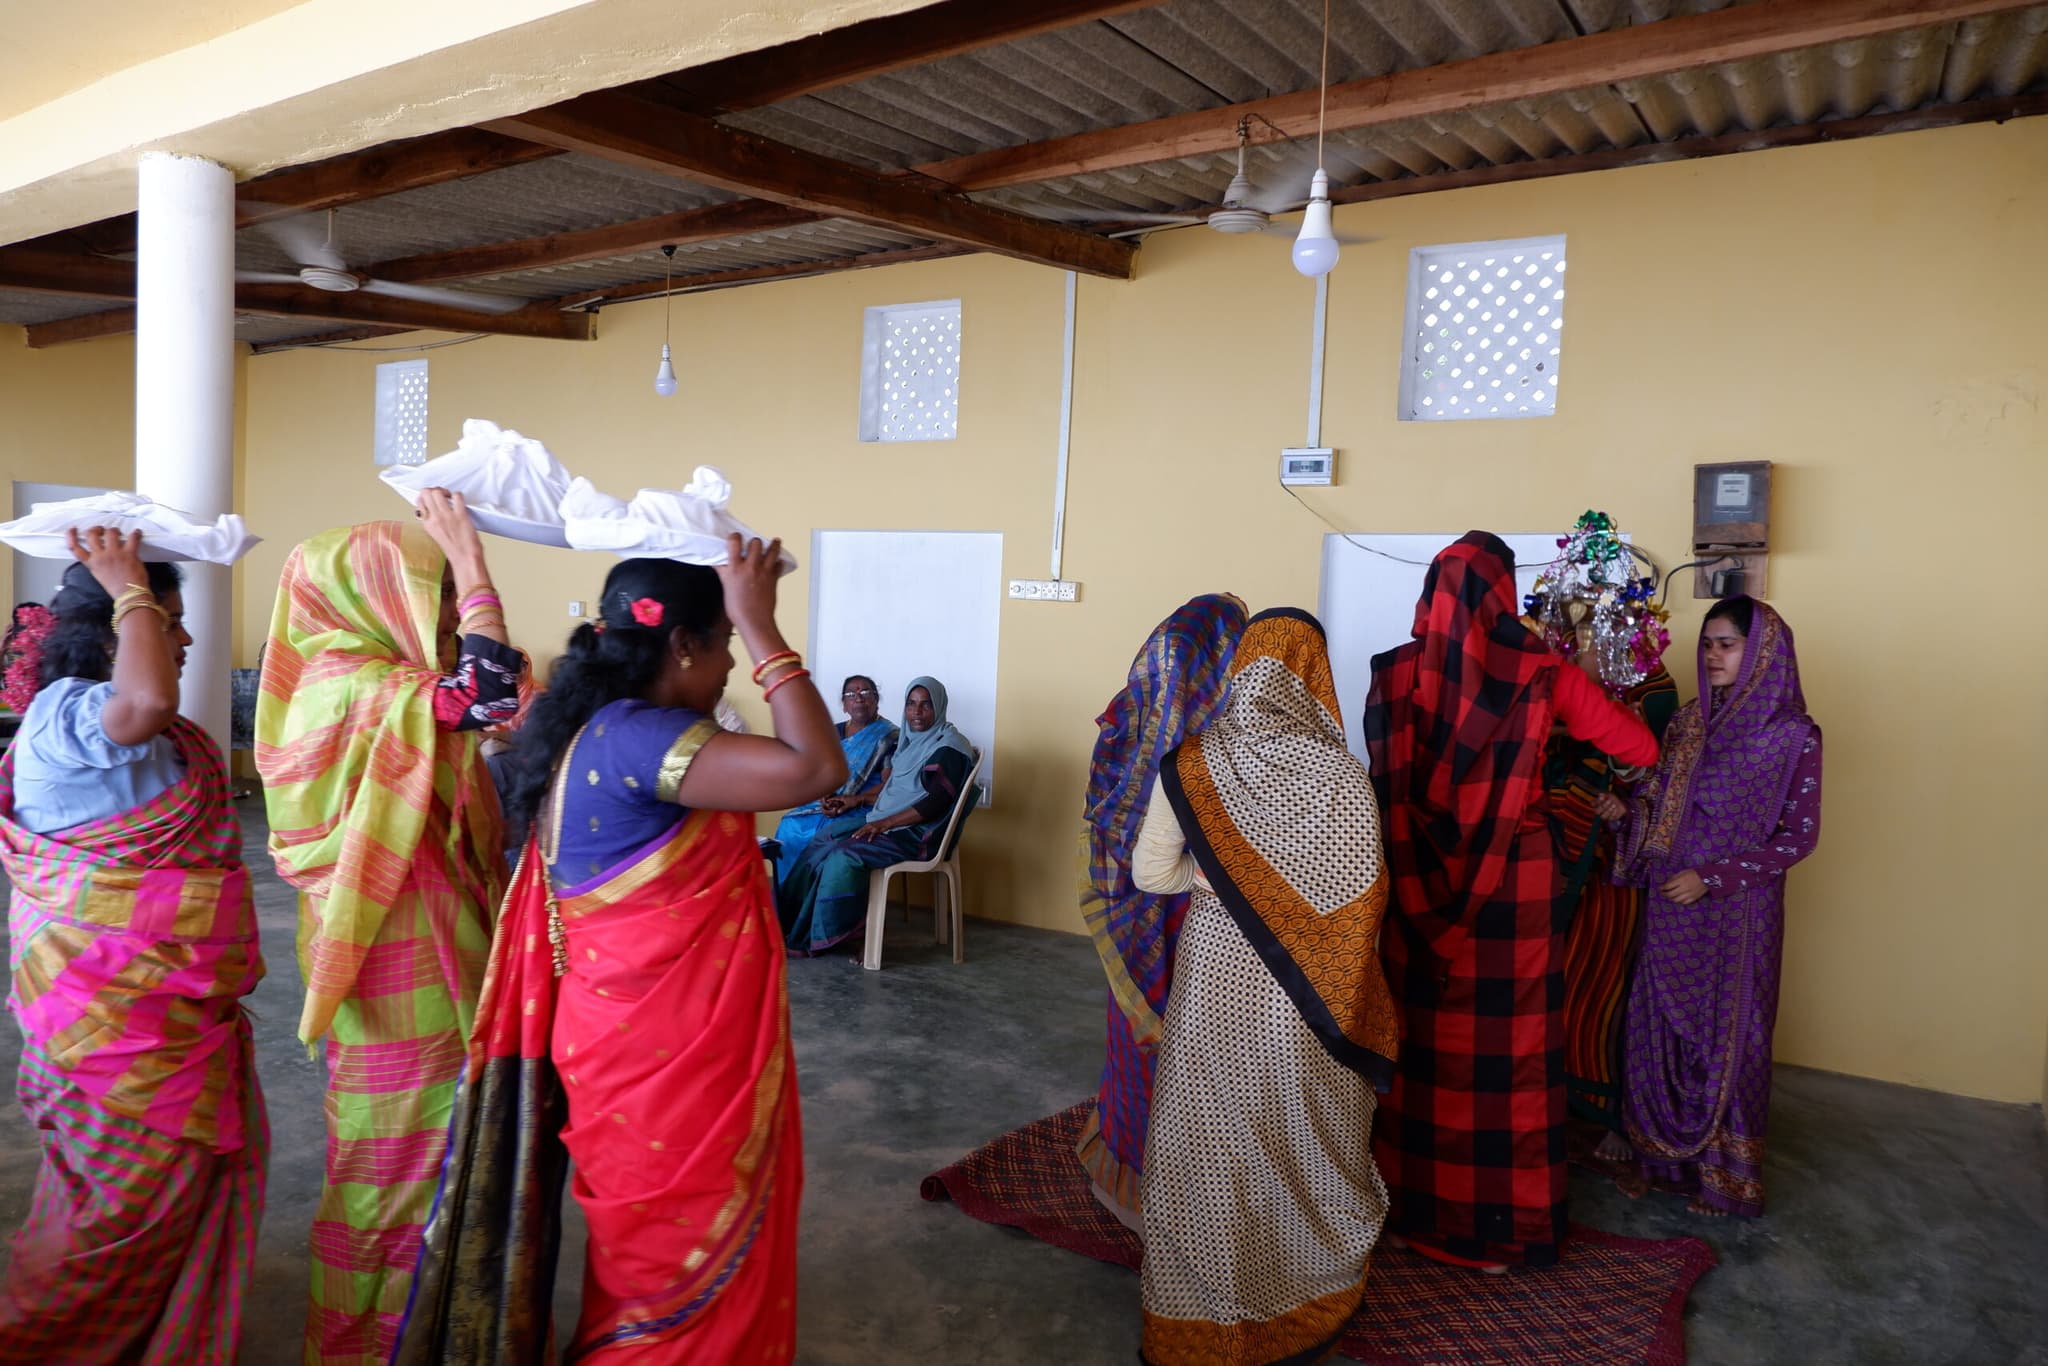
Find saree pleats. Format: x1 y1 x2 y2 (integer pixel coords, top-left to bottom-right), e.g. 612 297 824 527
397 807 802 1364
0 717 267 1363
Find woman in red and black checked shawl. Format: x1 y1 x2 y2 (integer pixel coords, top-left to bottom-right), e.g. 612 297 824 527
1364 532 1657 1269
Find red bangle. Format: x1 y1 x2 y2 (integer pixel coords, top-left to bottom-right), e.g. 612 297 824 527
750 650 800 685
761 667 810 701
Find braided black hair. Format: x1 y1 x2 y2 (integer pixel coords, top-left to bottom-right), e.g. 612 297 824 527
503 558 724 832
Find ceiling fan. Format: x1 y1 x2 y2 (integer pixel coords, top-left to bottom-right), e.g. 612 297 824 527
1032 116 1376 246
233 210 529 315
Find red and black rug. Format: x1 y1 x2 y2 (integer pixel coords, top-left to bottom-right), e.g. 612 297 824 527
920 1101 1716 1366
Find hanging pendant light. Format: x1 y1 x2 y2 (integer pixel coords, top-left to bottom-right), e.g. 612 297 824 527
653 244 679 397
1292 0 1340 279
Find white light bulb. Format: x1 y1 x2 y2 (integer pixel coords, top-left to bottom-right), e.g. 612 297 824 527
653 342 678 397
1291 170 1340 279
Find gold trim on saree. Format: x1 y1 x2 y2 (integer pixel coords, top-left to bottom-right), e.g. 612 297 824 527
656 718 723 804
1141 1274 1365 1366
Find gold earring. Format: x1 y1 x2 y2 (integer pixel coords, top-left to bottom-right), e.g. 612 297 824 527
680 653 694 670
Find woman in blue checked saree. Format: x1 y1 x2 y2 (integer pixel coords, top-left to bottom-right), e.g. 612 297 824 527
1073 594 1246 1230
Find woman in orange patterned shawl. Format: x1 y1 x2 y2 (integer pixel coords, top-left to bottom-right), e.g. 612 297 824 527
397 536 847 1364
1130 608 1398 1366
0 529 264 1364
258 491 524 1364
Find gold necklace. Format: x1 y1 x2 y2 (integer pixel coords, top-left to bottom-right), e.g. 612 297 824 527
539 722 590 977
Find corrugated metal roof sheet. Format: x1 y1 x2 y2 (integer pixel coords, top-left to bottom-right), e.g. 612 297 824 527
0 289 108 327
4 0 2044 333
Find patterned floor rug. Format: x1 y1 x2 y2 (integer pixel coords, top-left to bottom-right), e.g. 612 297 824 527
921 1101 1717 1365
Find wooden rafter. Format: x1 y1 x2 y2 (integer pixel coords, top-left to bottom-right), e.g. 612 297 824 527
247 325 415 351
550 244 970 310
486 92 1133 278
916 0 2039 190
16 2 1153 259
23 288 589 349
370 200 823 284
1322 91 2048 210
19 130 563 257
640 0 1165 114
0 249 135 299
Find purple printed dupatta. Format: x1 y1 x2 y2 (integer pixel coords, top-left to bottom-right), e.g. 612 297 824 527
1620 598 1815 885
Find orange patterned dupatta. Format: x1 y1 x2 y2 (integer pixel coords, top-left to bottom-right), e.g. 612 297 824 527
1161 608 1398 1086
400 803 802 1365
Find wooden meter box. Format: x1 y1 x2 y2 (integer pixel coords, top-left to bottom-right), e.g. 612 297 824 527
1693 461 1771 599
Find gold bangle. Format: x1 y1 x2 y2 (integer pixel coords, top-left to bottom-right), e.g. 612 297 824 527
112 601 168 631
756 658 803 687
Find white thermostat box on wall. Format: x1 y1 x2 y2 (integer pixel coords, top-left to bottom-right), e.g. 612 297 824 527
1280 448 1336 485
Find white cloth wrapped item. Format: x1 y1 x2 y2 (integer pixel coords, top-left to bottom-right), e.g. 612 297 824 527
0 492 259 564
380 418 574 547
560 466 797 574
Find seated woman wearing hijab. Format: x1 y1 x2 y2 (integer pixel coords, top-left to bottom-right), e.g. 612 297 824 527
776 677 976 955
770 673 898 888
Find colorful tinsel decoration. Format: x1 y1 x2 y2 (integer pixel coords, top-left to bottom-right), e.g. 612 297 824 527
1524 510 1671 691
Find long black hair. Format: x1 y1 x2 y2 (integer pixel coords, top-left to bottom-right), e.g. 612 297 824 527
504 558 724 833
1703 596 1755 637
36 560 184 692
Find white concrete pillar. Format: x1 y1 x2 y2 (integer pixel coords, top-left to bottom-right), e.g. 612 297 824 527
133 152 237 759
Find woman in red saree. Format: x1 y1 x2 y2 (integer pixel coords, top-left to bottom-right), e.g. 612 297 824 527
1364 533 1657 1270
398 534 846 1364
0 529 265 1364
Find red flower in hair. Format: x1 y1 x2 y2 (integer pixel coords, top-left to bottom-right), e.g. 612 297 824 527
630 597 665 628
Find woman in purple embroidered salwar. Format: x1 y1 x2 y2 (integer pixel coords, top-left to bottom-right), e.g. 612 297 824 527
1608 597 1821 1217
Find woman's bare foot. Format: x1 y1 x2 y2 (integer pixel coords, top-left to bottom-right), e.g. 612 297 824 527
1595 1132 1634 1162
1685 1197 1729 1218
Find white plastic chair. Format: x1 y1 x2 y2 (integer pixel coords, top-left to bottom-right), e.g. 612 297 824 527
862 746 982 971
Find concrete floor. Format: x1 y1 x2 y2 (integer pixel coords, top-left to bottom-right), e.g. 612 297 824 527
0 802 2043 1364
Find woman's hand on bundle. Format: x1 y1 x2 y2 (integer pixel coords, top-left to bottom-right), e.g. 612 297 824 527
416 488 488 583
67 526 149 598
715 533 782 639
1658 869 1709 905
1591 792 1628 824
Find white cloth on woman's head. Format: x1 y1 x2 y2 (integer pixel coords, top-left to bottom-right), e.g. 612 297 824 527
0 492 259 564
560 467 797 575
380 419 574 547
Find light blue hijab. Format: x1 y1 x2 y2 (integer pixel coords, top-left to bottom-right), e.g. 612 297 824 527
872 676 974 821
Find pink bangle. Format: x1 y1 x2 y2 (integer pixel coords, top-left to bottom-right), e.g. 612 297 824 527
761 667 810 702
458 590 502 614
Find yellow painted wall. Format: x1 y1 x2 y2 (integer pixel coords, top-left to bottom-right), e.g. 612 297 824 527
0 331 139 608
13 116 2047 1103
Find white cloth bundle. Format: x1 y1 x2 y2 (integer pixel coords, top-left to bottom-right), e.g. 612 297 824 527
380 419 574 547
0 492 259 564
561 466 797 574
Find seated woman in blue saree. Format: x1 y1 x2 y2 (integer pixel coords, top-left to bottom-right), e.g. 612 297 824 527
770 673 897 887
777 676 977 955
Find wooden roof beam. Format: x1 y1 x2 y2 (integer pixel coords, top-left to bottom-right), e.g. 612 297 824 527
23 288 589 349
918 0 2039 190
550 243 970 310
486 92 1133 280
0 248 135 298
369 200 824 284
17 130 562 257
643 0 1167 115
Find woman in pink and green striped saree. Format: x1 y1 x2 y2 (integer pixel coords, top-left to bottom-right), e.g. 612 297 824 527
0 530 266 1365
